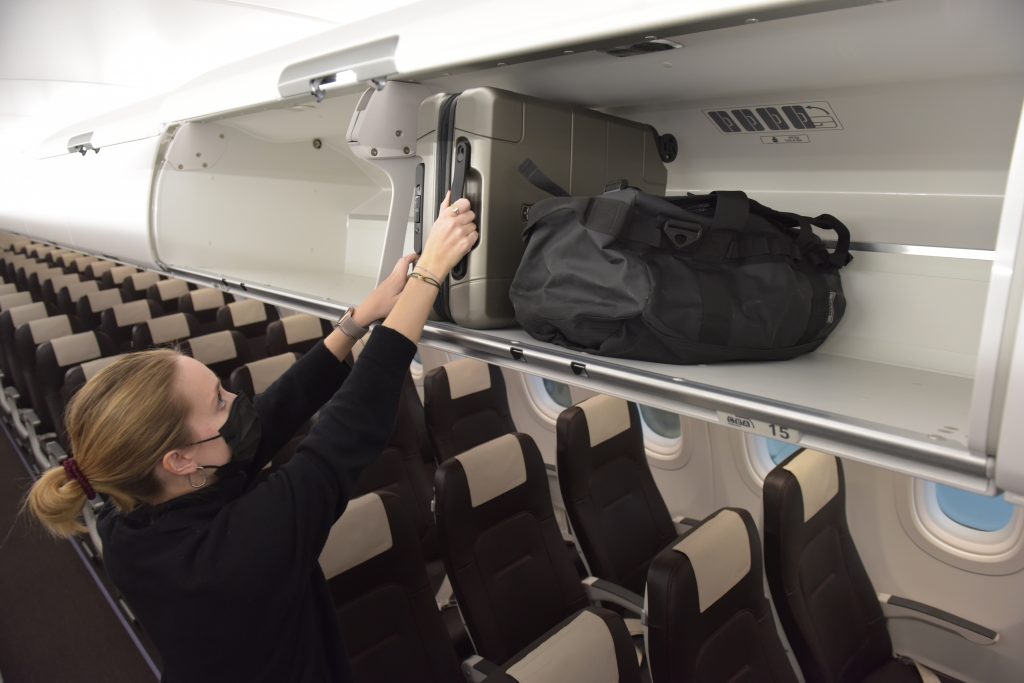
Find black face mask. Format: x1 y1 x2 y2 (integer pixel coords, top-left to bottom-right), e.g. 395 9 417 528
188 393 263 466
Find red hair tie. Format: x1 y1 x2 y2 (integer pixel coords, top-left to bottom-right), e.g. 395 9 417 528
62 457 97 501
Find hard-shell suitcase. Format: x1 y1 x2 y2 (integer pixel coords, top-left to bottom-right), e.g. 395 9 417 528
415 86 674 329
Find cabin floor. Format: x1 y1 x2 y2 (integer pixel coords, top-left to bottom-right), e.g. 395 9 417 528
0 428 158 683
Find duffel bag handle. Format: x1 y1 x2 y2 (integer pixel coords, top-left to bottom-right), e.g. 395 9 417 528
750 201 852 268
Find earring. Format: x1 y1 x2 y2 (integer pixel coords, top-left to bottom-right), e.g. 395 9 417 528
187 467 208 489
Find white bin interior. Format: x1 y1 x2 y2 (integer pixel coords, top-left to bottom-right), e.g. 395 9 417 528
153 92 414 307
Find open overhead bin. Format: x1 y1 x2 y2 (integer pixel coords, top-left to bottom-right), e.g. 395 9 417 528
6 0 1024 497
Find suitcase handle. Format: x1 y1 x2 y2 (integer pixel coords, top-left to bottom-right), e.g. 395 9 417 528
450 139 472 279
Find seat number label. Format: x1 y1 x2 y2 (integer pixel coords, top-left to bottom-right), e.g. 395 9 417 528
716 411 802 443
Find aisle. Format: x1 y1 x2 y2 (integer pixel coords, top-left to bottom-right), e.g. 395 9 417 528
0 432 158 682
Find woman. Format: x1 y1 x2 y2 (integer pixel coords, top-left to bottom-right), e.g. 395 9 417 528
26 193 478 682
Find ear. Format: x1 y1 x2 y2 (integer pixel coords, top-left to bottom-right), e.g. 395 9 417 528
161 449 198 477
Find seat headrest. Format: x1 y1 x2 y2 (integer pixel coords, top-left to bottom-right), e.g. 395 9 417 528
62 280 99 302
145 313 192 345
126 271 160 291
455 434 528 508
71 255 98 270
0 283 17 296
50 332 102 368
48 274 81 293
781 449 839 522
0 292 33 312
107 265 139 285
504 609 621 683
153 278 189 301
575 394 632 447
226 299 269 326
672 509 752 613
281 313 324 344
86 261 116 278
189 288 226 312
188 331 238 365
85 288 123 313
444 357 491 399
28 315 74 344
318 492 393 579
111 300 154 328
241 353 296 394
79 354 125 381
9 302 49 327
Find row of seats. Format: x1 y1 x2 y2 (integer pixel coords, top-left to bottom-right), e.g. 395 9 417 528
321 352 956 682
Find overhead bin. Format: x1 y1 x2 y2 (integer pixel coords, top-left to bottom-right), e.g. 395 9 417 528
5 0 1024 496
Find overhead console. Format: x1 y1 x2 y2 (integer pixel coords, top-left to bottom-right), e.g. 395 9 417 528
4 0 1024 499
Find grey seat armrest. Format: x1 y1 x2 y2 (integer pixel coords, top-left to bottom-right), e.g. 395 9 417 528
582 576 645 620
878 593 999 645
19 408 41 429
462 654 500 683
45 440 67 463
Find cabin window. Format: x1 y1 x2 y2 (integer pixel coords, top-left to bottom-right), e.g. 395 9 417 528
638 404 681 441
525 375 573 421
746 434 802 479
898 480 1024 574
928 483 1016 534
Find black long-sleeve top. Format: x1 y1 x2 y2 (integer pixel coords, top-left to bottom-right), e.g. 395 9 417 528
98 326 416 683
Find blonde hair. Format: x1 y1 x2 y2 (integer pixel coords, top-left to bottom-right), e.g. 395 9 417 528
27 349 192 537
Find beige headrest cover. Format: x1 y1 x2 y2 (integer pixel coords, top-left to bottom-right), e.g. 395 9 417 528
672 509 751 613
318 493 393 580
577 394 631 446
455 434 527 508
445 358 491 399
783 449 839 522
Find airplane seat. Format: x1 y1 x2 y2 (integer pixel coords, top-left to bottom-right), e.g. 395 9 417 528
75 288 124 331
33 330 117 436
13 316 81 414
44 249 77 268
0 291 37 316
319 492 464 683
556 394 679 595
353 373 444 573
180 329 250 380
42 273 84 308
178 288 233 335
58 354 126 449
131 312 200 350
216 299 278 359
145 278 192 315
3 254 29 285
479 607 642 683
98 264 140 291
99 300 162 351
0 302 57 399
119 271 161 302
26 265 63 301
265 313 332 356
82 260 116 282
227 352 297 398
424 358 515 463
434 432 592 664
763 450 957 683
64 254 98 275
55 280 100 317
645 507 799 683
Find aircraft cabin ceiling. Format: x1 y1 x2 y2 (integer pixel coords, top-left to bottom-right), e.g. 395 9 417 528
0 0 422 158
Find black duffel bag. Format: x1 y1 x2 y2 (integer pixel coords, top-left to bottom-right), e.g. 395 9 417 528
509 160 853 364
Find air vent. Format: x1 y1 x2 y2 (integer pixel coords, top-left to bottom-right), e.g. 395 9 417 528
603 38 682 58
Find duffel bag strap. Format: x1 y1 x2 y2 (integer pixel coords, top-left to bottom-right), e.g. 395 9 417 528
518 158 570 197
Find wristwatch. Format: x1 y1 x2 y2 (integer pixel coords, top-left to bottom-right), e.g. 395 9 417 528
335 308 369 340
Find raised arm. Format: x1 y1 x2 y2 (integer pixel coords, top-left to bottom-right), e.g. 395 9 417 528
223 192 478 577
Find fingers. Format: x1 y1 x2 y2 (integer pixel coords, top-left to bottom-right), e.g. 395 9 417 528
439 190 451 211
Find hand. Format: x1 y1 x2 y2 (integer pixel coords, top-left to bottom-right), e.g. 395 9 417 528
417 192 478 277
354 253 418 325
